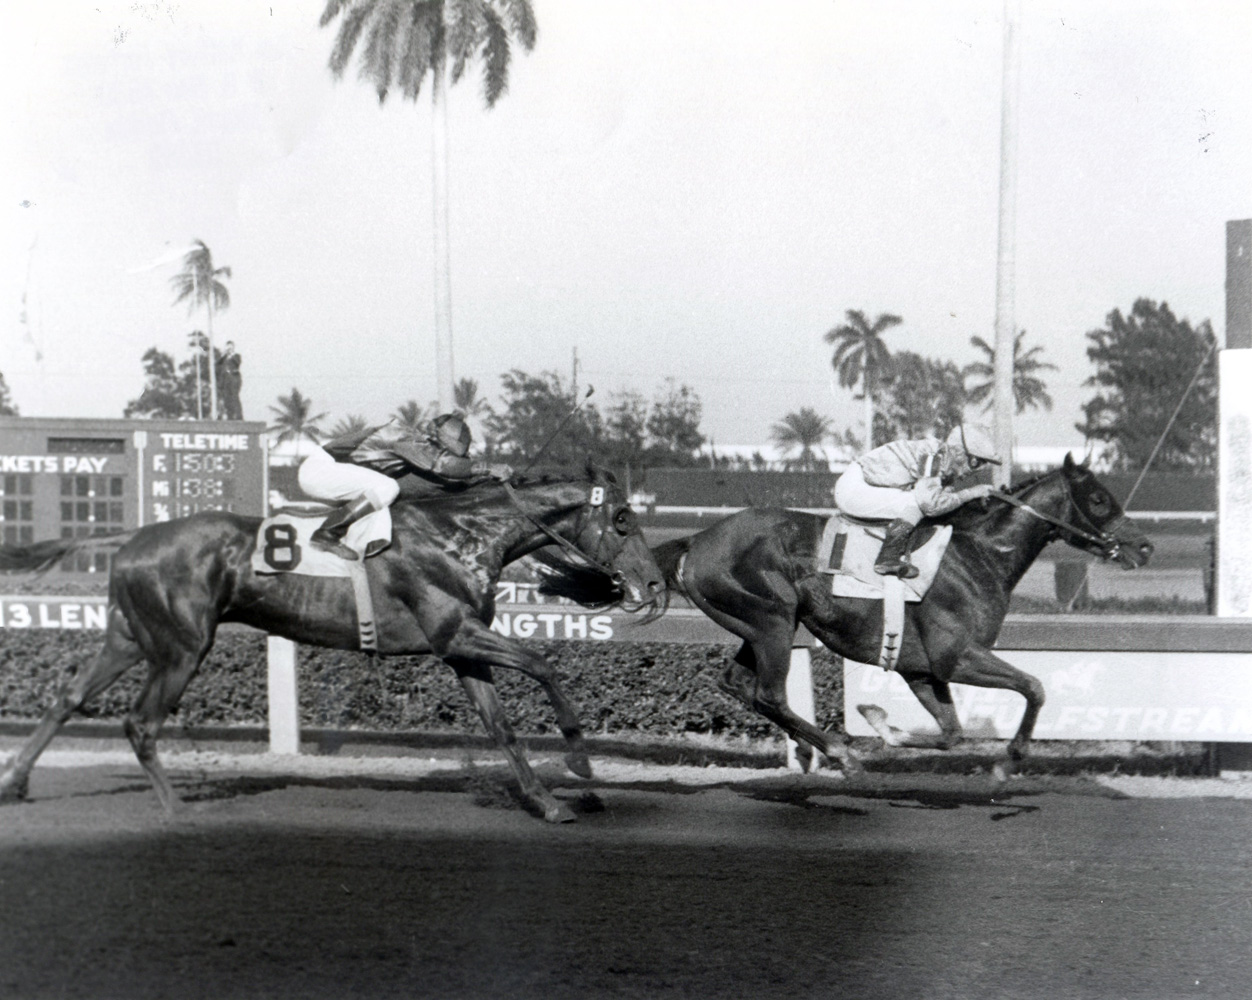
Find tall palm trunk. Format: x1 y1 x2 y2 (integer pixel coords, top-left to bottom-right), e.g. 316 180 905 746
206 302 218 420
431 51 454 414
863 377 874 450
194 351 203 420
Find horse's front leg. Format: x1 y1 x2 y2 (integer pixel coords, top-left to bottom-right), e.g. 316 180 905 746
857 675 964 750
443 619 591 780
452 664 576 824
946 645 1046 776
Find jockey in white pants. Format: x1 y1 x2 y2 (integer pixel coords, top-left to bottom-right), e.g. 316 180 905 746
298 413 510 560
833 423 1001 579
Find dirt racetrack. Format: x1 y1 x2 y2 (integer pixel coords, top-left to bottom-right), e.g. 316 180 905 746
3 743 1252 1000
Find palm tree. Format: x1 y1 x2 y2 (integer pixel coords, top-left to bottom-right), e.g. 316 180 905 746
268 388 328 460
328 413 372 439
824 309 902 449
170 240 231 420
453 376 490 418
771 407 833 471
964 330 1058 414
391 399 431 439
320 0 537 413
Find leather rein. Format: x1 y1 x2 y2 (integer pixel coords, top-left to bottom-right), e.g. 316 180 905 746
501 480 614 574
989 480 1122 560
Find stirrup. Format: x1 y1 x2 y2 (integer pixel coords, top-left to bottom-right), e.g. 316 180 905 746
874 559 919 580
311 530 359 561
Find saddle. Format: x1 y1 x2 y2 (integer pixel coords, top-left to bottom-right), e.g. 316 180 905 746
816 513 951 601
250 505 392 578
816 513 953 671
249 505 393 653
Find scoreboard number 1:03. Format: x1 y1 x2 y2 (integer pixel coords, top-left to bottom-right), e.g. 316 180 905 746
172 453 237 473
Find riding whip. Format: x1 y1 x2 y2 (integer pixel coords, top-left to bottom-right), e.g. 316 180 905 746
521 386 595 474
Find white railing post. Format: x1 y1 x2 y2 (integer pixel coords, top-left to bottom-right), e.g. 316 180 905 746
785 634 818 771
266 636 301 755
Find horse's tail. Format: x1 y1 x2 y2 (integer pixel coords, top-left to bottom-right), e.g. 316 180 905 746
0 531 137 575
651 537 691 596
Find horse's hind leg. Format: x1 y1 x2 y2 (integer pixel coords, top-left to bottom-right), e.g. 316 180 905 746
123 650 208 816
0 608 144 803
454 666 576 824
725 635 860 774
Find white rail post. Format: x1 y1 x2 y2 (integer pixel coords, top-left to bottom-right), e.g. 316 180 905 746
785 631 819 771
266 636 301 755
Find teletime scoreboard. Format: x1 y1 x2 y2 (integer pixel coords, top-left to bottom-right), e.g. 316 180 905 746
0 417 267 573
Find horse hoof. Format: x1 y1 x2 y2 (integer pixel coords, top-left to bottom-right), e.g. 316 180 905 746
992 760 1015 783
545 802 578 824
565 752 593 780
857 704 901 747
0 773 29 804
823 746 861 775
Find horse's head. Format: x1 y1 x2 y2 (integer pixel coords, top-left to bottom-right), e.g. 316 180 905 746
512 463 665 612
1059 453 1154 569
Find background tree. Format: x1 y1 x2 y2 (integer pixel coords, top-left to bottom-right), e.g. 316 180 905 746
452 377 491 419
124 348 185 418
602 389 648 475
1077 298 1217 471
320 0 537 412
876 351 966 442
268 388 328 459
0 371 19 416
964 330 1057 414
170 239 231 420
771 407 832 471
392 399 433 440
123 341 235 419
645 379 705 466
487 369 601 466
327 413 373 441
825 309 901 449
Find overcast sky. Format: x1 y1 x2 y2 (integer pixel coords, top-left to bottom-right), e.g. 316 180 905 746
3 0 1249 449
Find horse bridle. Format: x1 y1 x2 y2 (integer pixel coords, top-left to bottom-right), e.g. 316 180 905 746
989 475 1122 560
501 480 618 575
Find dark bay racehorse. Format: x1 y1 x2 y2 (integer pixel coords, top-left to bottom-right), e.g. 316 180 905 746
0 467 663 823
649 456 1153 775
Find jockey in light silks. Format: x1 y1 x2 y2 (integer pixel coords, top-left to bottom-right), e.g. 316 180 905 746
833 423 1001 579
297 413 511 561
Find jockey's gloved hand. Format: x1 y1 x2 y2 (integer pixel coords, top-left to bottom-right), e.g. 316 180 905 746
958 483 996 504
489 464 513 481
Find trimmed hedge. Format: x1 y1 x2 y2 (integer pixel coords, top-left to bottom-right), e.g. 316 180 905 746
0 630 845 740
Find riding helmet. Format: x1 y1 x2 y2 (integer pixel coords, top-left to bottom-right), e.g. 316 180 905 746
430 413 473 457
946 423 1001 465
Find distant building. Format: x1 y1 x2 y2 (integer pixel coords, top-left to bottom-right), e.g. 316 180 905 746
1014 444 1114 472
697 442 854 472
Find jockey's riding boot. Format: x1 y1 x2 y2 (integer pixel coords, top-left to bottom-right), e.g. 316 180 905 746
310 496 376 561
874 519 920 580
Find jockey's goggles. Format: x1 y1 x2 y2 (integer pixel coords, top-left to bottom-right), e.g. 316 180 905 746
966 453 1002 471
